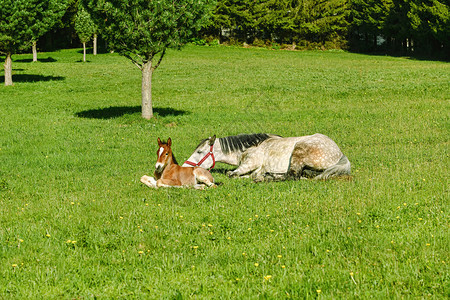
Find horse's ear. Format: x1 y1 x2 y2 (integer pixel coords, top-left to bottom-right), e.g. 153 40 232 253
167 137 172 147
209 135 216 146
157 137 162 145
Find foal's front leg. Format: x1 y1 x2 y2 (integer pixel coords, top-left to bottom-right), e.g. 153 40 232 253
140 175 157 188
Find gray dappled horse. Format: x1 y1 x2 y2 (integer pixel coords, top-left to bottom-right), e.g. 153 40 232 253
183 133 351 181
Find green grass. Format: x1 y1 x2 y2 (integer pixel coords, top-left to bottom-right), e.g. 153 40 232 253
0 46 448 298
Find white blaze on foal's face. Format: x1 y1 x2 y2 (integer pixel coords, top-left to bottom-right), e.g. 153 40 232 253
155 147 166 169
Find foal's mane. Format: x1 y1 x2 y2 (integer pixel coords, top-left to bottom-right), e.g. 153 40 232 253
219 133 277 154
160 140 178 165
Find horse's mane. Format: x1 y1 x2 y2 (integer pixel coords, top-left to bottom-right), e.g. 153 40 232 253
219 133 277 154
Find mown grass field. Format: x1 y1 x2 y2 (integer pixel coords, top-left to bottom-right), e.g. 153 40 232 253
0 46 448 298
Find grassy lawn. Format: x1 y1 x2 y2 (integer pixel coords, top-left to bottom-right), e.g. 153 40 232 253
0 46 448 298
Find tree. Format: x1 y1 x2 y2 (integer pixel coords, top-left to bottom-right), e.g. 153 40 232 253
0 0 69 86
75 7 96 62
0 1 35 85
349 0 392 51
82 0 215 119
29 0 68 62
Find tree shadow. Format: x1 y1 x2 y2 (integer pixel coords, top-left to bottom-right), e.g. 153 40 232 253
0 74 65 82
14 57 57 63
75 106 190 119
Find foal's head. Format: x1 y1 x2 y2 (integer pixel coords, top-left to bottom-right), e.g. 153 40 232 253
155 137 177 173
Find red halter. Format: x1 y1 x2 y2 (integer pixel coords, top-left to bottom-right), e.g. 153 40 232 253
184 144 215 169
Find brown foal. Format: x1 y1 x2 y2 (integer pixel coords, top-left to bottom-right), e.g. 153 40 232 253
140 138 215 189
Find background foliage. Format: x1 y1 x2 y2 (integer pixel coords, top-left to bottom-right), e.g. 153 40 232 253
34 0 449 58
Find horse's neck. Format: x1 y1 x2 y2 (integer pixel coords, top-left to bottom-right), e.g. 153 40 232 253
214 140 241 166
167 156 178 167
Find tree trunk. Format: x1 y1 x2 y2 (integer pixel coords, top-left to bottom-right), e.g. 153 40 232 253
4 53 13 86
141 61 153 119
83 42 86 62
93 34 97 55
32 41 38 62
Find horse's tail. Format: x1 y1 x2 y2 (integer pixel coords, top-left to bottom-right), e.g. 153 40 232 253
314 155 351 180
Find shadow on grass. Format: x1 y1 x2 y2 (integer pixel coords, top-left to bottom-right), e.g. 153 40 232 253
76 106 189 119
210 168 233 175
0 74 65 82
14 57 57 63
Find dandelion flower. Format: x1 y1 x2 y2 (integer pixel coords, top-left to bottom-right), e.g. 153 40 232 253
46 234 51 237
277 255 282 258
254 263 259 267
282 265 286 268
426 243 430 246
12 264 18 267
138 251 144 254
317 290 321 294
264 275 272 280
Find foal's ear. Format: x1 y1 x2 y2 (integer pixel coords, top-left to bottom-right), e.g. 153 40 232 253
208 135 216 146
157 137 162 145
167 137 172 147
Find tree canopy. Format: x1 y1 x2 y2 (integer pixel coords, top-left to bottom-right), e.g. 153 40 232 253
75 7 96 44
82 0 215 118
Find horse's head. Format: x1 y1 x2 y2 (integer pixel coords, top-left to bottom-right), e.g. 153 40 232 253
182 135 216 169
155 137 173 173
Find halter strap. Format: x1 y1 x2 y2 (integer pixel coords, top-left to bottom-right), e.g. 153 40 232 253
184 144 215 169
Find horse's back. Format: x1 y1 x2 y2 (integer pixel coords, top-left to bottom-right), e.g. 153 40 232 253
290 135 343 170
243 133 347 175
